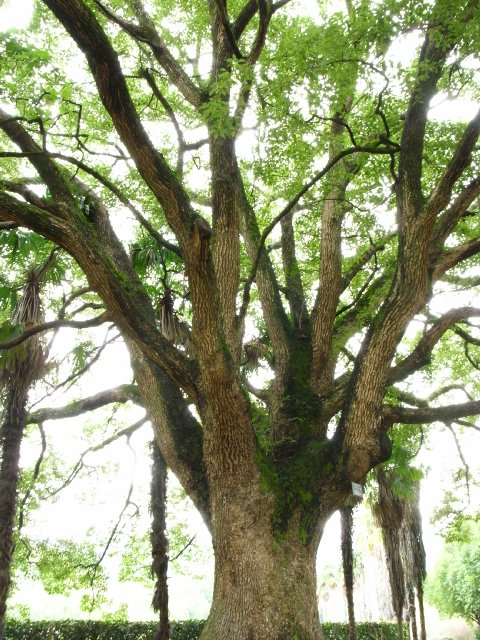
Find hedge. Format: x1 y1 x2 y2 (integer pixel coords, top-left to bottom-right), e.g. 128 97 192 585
4 620 404 640
4 620 203 640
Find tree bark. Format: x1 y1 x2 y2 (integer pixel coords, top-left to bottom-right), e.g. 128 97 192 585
407 586 417 640
150 441 169 640
340 506 357 640
201 511 323 640
417 584 426 640
0 389 28 638
373 470 405 640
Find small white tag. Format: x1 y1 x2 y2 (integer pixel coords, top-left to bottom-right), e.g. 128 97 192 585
351 482 364 498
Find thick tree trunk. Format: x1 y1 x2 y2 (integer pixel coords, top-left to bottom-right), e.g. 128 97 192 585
200 507 323 640
0 389 27 638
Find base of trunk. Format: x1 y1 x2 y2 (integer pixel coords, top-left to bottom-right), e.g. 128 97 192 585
199 526 322 640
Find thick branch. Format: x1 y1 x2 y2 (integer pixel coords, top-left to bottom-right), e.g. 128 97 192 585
240 143 397 319
246 0 271 66
425 110 480 219
396 2 470 215
209 136 242 356
212 0 244 59
28 385 141 423
0 314 109 351
280 211 307 329
433 237 480 281
431 176 480 248
0 191 199 400
94 0 205 108
0 109 74 205
233 0 292 41
383 400 480 427
42 0 196 249
389 307 480 383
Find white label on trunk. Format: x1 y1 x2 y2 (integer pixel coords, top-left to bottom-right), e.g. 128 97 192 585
351 481 364 498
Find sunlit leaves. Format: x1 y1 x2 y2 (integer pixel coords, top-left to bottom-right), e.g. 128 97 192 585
426 518 480 624
13 537 108 597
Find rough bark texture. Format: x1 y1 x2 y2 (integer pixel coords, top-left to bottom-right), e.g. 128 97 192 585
0 390 27 639
0 269 45 638
0 1 479 636
150 442 169 640
201 518 323 640
406 586 418 640
341 506 357 640
373 470 405 640
400 483 426 640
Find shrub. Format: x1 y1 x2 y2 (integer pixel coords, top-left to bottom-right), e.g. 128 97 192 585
4 620 205 640
5 619 401 640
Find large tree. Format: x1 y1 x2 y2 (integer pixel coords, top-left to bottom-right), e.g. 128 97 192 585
1 0 480 637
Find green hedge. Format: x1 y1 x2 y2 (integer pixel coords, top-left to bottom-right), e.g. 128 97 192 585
4 620 204 640
322 623 407 640
4 620 402 640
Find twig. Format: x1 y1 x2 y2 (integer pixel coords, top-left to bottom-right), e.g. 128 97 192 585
17 422 47 532
170 534 197 562
446 422 470 501
46 417 147 499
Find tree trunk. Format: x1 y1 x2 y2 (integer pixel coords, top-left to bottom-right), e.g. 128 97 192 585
150 441 169 640
372 470 405 640
0 389 28 638
340 506 357 640
407 586 417 640
417 584 426 640
200 503 324 640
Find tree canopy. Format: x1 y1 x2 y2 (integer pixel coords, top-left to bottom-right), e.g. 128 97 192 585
0 0 479 638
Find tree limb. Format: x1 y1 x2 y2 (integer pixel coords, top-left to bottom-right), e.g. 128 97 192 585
0 314 110 351
240 143 398 320
396 1 474 216
433 237 480 281
383 400 480 427
212 0 244 59
94 0 205 107
431 176 480 249
425 110 480 219
0 109 75 206
389 307 480 383
28 385 141 424
233 0 292 41
42 0 196 249
280 210 308 329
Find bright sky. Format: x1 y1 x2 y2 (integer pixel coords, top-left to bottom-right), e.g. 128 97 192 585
0 0 33 29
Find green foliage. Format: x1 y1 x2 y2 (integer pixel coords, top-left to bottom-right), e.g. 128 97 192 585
426 518 480 625
3 620 402 640
3 619 206 640
322 623 409 640
12 538 107 602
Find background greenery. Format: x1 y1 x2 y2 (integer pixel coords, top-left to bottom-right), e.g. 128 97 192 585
4 620 405 640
